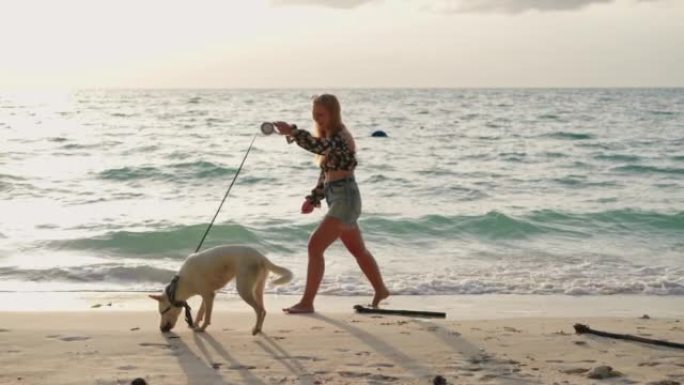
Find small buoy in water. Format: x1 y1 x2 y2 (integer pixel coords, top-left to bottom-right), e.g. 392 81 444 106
371 130 388 137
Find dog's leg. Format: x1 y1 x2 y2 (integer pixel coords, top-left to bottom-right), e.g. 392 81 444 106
194 300 206 329
254 271 268 334
236 272 266 335
195 292 215 332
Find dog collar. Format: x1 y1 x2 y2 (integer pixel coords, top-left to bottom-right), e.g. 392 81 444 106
164 275 194 328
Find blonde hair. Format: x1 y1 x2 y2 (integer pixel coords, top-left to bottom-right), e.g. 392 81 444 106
311 94 355 166
312 94 344 139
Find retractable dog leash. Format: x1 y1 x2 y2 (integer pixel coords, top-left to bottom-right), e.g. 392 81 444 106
195 122 297 252
194 133 258 253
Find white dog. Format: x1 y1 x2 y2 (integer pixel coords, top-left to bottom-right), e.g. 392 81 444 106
149 245 293 335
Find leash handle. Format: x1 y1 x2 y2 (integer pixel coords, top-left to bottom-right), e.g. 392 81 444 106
194 134 257 253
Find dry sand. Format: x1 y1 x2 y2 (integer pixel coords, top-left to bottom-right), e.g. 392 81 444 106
1 294 683 384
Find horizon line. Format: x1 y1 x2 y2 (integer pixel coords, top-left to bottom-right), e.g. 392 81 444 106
2 86 683 91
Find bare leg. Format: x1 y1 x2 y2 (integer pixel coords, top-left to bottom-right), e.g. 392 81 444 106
340 225 389 307
283 216 344 314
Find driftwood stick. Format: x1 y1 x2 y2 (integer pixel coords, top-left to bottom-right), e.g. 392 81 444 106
353 305 446 319
574 323 684 349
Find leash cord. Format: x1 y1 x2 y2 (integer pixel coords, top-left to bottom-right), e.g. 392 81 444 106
194 134 257 253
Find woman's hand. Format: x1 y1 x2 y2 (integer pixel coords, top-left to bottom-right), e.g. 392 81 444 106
273 121 294 136
301 199 315 214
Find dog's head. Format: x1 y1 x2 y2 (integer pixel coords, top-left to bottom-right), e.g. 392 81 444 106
149 293 183 332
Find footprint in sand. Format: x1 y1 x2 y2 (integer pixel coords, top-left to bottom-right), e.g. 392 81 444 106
292 355 323 362
60 336 91 342
0 328 10 333
117 365 137 371
372 363 395 368
339 371 371 378
480 374 499 381
369 374 399 382
139 342 173 349
228 364 256 370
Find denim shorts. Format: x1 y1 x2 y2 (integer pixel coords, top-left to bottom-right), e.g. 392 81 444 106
324 177 362 226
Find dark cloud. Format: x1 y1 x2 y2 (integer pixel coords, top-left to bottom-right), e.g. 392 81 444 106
269 0 376 9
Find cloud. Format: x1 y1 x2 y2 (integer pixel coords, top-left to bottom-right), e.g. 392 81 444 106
269 0 376 9
426 0 614 14
269 0 668 13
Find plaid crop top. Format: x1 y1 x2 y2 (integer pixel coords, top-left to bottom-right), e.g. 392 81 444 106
289 128 357 207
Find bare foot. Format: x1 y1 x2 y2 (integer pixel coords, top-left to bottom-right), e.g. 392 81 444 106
372 288 390 308
282 303 314 314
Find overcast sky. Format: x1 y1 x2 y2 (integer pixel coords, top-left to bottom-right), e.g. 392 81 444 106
0 0 682 88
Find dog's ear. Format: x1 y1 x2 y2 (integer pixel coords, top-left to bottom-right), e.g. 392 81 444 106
149 294 163 302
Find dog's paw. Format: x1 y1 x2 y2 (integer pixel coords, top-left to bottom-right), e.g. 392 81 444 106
192 326 207 333
251 327 261 336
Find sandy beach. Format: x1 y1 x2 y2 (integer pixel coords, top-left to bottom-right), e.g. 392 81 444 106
2 294 683 385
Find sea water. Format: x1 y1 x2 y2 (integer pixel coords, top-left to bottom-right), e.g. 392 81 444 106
1 89 682 296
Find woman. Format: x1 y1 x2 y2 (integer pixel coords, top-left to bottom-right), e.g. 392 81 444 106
274 94 389 314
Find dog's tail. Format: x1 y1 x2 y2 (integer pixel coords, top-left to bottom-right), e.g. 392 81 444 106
265 259 293 285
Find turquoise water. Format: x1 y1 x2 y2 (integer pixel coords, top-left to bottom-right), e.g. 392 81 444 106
1 89 683 295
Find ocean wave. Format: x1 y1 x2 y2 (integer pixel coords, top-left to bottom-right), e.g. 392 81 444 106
2 263 682 296
594 154 642 162
543 132 594 140
0 264 175 284
361 212 569 240
97 161 238 182
612 165 684 175
526 209 684 232
364 209 684 240
49 223 263 257
45 210 684 257
47 222 304 257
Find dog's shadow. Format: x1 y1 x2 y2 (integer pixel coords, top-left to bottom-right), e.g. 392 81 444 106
165 332 229 385
254 334 316 385
192 332 268 385
164 332 267 385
